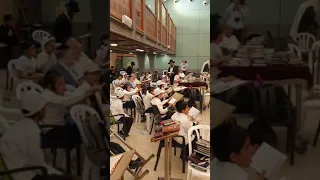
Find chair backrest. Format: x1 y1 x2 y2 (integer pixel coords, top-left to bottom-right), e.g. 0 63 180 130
152 105 161 116
70 105 102 146
187 125 210 156
154 114 162 125
294 33 316 52
112 80 117 89
288 43 302 59
7 59 19 81
16 82 44 100
32 30 51 45
310 41 320 84
131 95 145 114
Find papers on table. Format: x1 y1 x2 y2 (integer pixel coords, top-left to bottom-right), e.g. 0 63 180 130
169 98 177 104
189 107 200 118
251 142 287 180
110 154 123 175
212 80 248 94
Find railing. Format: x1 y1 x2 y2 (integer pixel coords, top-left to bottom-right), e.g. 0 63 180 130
110 0 176 52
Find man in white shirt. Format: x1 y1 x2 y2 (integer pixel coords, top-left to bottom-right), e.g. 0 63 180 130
15 41 43 80
0 91 62 180
211 124 265 180
110 89 134 137
220 25 240 52
37 37 57 71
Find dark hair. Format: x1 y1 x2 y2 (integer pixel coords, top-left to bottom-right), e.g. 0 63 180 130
187 100 197 109
176 101 188 113
56 44 71 59
111 66 114 68
100 33 109 45
123 83 130 90
247 121 277 146
211 28 222 42
211 124 249 162
147 86 155 93
21 41 35 51
230 0 245 4
41 71 63 91
21 109 40 118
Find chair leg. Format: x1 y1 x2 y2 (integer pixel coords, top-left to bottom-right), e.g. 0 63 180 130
52 148 57 167
154 142 163 171
65 149 71 174
286 127 290 153
149 117 155 135
182 146 186 173
313 120 320 147
174 147 176 156
76 145 81 176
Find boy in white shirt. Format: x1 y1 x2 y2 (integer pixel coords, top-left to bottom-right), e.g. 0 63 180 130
0 91 62 180
211 124 265 180
220 25 240 52
15 41 43 80
171 101 197 160
143 87 155 113
150 88 174 120
37 37 57 72
174 71 182 84
111 89 134 137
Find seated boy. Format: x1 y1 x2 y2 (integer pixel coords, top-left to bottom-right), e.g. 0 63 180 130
211 124 265 180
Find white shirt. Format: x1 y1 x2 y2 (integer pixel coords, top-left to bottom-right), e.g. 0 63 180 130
151 97 168 114
110 98 129 120
0 118 61 180
226 3 249 30
171 112 194 145
123 89 137 102
37 51 57 69
181 63 188 71
219 34 240 51
121 77 128 84
114 79 122 87
95 45 109 66
42 89 85 125
174 75 180 82
211 42 223 78
211 158 248 180
59 62 79 85
78 81 103 105
143 92 154 110
15 55 37 74
133 78 139 87
72 53 96 80
169 67 174 73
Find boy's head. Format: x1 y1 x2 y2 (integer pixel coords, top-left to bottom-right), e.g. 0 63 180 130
211 28 223 43
84 64 101 85
43 37 56 54
247 121 278 151
22 41 36 58
211 124 254 168
187 99 197 109
148 87 155 94
117 74 122 80
100 33 109 46
20 91 47 122
176 101 190 115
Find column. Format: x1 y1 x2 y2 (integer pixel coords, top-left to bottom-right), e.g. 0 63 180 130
148 54 155 71
136 53 145 74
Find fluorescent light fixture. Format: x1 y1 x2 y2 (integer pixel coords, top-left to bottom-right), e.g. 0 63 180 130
110 44 118 47
153 52 157 54
110 50 112 52
161 54 164 55
136 49 140 51
129 52 133 54
140 49 144 52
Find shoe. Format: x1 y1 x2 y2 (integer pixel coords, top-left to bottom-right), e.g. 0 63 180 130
129 159 144 169
119 130 129 137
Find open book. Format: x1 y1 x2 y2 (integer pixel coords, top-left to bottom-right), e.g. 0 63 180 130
250 142 287 179
170 93 184 103
110 154 123 175
189 107 200 118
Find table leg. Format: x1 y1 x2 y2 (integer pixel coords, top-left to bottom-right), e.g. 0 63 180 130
295 84 302 131
168 137 172 178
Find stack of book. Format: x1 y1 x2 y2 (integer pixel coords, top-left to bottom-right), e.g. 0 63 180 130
189 139 210 172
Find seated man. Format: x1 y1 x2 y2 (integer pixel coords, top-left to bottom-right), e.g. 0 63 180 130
37 37 57 72
219 25 240 52
211 124 265 180
15 41 43 80
110 89 134 137
67 38 97 80
0 91 63 180
48 44 79 87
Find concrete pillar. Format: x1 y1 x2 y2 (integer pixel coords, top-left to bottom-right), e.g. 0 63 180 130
148 54 155 71
136 53 145 74
110 53 117 67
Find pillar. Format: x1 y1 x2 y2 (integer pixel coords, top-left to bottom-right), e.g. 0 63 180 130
148 54 155 72
110 53 117 68
136 53 145 74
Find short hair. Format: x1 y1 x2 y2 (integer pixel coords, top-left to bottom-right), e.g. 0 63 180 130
111 66 114 68
176 101 188 113
187 100 197 109
211 28 222 42
211 124 249 162
247 121 277 146
56 44 71 60
21 41 35 51
100 33 109 44
148 86 155 93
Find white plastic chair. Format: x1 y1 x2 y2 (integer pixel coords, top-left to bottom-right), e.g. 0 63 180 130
32 30 51 50
70 105 101 180
294 33 316 53
288 44 302 59
0 105 23 123
132 95 151 130
187 125 210 180
16 82 44 100
309 41 320 84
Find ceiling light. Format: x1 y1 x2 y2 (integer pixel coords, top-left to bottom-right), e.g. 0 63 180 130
110 50 112 52
129 52 133 54
136 49 140 51
148 4 151 8
140 49 144 52
110 44 118 47
153 52 157 54
174 0 179 3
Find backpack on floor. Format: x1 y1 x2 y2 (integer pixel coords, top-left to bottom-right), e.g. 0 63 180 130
82 115 109 167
